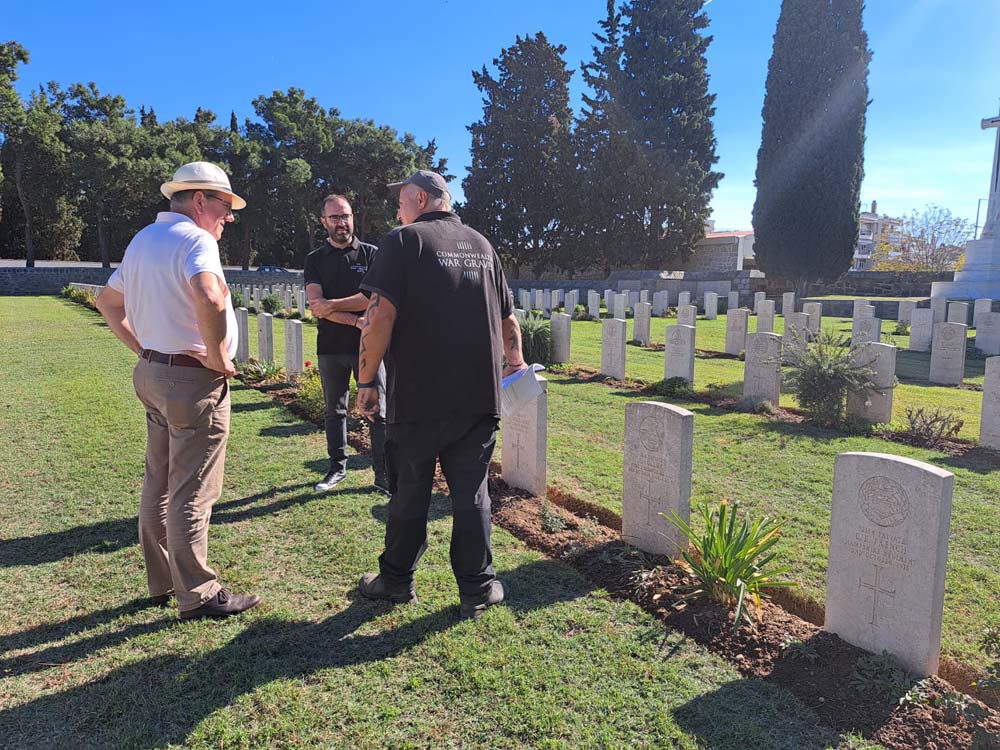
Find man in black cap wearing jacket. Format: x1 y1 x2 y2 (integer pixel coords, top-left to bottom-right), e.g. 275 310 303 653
354 170 527 620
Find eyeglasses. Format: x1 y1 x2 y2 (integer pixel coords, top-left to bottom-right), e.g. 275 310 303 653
205 194 234 216
324 213 353 223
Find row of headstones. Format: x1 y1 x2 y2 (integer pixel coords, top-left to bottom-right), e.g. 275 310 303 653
235 307 304 377
516 287 739 322
501 388 985 677
236 283 309 315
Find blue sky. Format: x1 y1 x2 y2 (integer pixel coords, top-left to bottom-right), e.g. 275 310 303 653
7 0 1000 232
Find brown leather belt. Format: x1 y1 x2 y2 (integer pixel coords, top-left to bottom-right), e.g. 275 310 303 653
140 349 206 369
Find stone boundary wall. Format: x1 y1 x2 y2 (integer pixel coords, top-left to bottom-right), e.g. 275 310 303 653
802 297 1000 319
0 267 304 296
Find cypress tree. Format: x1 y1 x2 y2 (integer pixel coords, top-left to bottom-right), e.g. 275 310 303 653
617 0 722 268
751 0 870 292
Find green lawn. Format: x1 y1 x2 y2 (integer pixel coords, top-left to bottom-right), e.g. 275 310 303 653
0 297 873 750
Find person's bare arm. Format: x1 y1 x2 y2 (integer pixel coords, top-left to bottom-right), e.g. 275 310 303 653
502 314 528 377
95 286 142 355
356 292 397 421
326 292 370 312
189 272 235 376
306 282 361 324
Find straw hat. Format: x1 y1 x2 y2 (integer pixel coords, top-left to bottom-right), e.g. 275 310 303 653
160 162 246 209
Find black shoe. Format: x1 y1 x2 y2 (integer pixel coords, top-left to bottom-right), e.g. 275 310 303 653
179 588 261 620
358 573 417 604
459 580 507 621
315 468 347 492
372 476 391 496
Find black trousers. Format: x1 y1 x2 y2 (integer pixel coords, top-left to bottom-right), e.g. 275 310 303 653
317 354 386 479
378 413 498 602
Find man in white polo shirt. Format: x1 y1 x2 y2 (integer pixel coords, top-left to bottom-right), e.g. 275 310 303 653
96 162 260 619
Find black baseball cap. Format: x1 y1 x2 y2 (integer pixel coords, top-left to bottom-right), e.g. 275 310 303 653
387 170 450 199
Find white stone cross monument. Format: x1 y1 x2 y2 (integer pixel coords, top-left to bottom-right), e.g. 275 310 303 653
932 107 1000 299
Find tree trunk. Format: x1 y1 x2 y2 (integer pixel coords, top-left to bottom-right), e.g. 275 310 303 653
241 223 251 271
13 149 34 268
98 198 110 268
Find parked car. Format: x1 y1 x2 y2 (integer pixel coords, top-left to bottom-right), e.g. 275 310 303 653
256 265 289 273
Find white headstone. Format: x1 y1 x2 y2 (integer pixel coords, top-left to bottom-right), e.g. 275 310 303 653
947 302 969 325
258 313 274 362
846 342 896 424
551 313 571 363
743 333 782 406
897 300 916 325
802 302 823 335
296 289 306 315
825 452 954 677
652 291 669 317
534 289 545 312
975 311 1000 355
852 299 871 319
677 304 697 327
565 290 579 313
909 308 934 352
628 291 640 309
601 318 627 380
613 293 627 321
973 298 993 329
622 401 693 557
782 292 796 316
930 297 947 324
284 319 304 376
513 308 526 324
929 322 967 385
725 308 748 356
783 312 811 365
501 377 548 496
727 290 740 312
633 302 652 346
753 292 766 314
588 298 601 321
236 307 250 362
981 357 1000 450
639 290 650 304
756 300 775 333
852 316 882 346
283 287 292 312
664 324 696 383
704 292 719 320
858 304 876 319
604 289 614 311
677 291 691 309
520 289 531 312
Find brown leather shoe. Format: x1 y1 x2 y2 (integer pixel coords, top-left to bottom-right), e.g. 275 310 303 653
179 588 261 620
358 573 417 604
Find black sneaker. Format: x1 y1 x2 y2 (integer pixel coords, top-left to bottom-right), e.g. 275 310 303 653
459 580 507 621
358 573 417 604
315 469 347 493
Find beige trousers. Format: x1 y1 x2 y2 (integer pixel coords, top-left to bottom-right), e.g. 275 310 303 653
133 358 230 611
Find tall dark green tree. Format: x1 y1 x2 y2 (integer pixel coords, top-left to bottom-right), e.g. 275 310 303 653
751 0 870 293
618 0 722 267
462 33 575 277
569 0 636 276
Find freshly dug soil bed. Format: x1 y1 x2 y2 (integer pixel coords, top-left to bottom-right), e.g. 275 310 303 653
239 373 1000 747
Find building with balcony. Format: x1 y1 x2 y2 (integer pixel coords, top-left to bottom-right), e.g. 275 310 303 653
851 200 902 271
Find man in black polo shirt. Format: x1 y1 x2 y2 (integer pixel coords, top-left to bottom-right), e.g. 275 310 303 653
353 170 528 620
303 193 387 493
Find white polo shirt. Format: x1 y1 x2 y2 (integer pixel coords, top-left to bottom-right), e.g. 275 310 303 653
107 212 237 359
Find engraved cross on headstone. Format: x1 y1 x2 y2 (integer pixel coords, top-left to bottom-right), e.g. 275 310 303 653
638 480 657 525
859 564 896 627
981 106 1000 238
507 432 524 467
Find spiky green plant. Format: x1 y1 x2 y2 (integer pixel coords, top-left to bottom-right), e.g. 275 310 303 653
519 311 551 365
666 500 795 631
784 330 876 427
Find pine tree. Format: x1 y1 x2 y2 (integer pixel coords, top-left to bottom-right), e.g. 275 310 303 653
752 0 870 292
462 33 574 277
617 0 722 268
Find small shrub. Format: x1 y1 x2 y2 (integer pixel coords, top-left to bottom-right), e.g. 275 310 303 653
704 381 727 401
898 678 934 709
231 288 245 308
665 500 795 631
61 285 98 310
571 304 589 321
540 498 567 533
850 650 912 700
780 636 819 662
973 621 1000 691
238 358 285 383
893 320 910 336
649 376 696 399
294 366 325 423
578 515 600 543
784 330 876 427
260 293 282 314
519 311 551 365
900 406 964 448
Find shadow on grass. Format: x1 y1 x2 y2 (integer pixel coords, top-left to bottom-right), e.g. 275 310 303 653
230 400 276 414
937 446 1000 475
0 557 592 748
0 475 365 569
259 421 316 439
